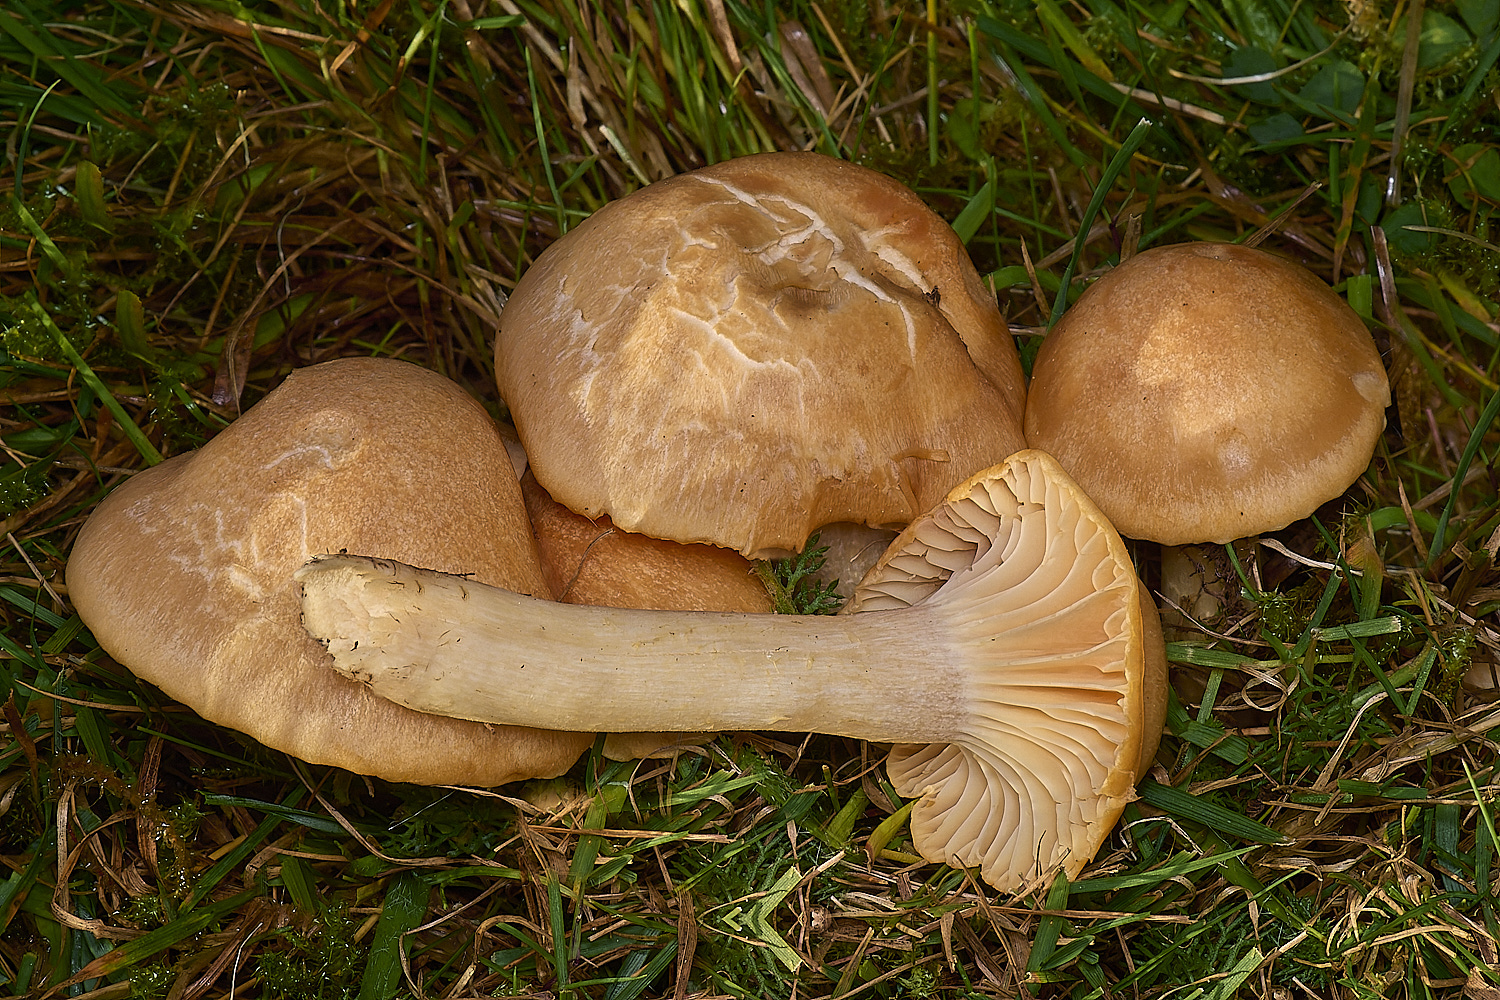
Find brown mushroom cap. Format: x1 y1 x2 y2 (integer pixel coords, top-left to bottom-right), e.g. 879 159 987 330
67 357 592 786
498 151 1027 559
1024 242 1391 545
520 470 772 613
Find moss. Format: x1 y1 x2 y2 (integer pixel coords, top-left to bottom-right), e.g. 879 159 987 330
129 962 176 999
379 787 518 858
255 907 363 1000
90 82 241 192
678 838 800 1000
1253 585 1313 647
0 461 52 518
1435 625 1478 700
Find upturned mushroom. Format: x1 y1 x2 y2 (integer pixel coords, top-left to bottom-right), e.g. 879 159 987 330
67 357 592 786
298 451 1166 892
497 151 1027 560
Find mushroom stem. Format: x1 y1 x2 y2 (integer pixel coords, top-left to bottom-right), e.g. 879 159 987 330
1158 539 1258 626
303 556 991 742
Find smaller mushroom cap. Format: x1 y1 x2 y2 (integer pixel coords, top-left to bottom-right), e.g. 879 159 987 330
520 471 772 613
498 151 1027 559
67 357 591 786
1024 242 1391 545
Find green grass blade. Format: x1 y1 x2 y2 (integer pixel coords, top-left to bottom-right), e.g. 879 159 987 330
11 200 72 279
0 585 67 629
1429 384 1500 561
981 41 1089 170
866 800 914 858
26 296 163 465
950 180 995 244
602 940 677 1000
525 45 566 235
1136 781 1292 845
1026 869 1072 984
546 874 569 993
1311 616 1405 641
0 833 54 938
181 790 303 912
357 871 428 1000
199 794 346 834
0 7 136 119
1071 845 1260 892
926 0 938 166
1047 117 1154 327
1437 24 1500 144
1206 946 1264 1000
278 854 320 913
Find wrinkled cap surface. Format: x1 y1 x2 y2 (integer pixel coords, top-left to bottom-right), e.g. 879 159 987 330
1024 242 1391 545
846 450 1162 891
498 151 1026 559
68 357 592 786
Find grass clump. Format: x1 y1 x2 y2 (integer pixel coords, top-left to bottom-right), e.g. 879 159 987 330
2 0 1499 997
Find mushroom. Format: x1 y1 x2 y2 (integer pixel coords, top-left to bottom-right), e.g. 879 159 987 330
1023 242 1390 619
298 450 1166 892
1024 242 1390 546
67 357 592 786
497 151 1027 560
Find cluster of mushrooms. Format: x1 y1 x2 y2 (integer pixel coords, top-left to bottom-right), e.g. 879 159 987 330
67 152 1390 894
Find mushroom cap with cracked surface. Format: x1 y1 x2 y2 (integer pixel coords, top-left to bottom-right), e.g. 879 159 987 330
1023 242 1390 545
67 357 592 786
497 151 1027 559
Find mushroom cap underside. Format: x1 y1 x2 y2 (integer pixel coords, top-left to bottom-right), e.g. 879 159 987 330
1024 242 1391 545
846 450 1162 891
498 151 1027 558
67 357 592 786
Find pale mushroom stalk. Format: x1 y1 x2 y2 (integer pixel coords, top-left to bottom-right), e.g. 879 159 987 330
298 555 1091 741
300 452 1166 893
